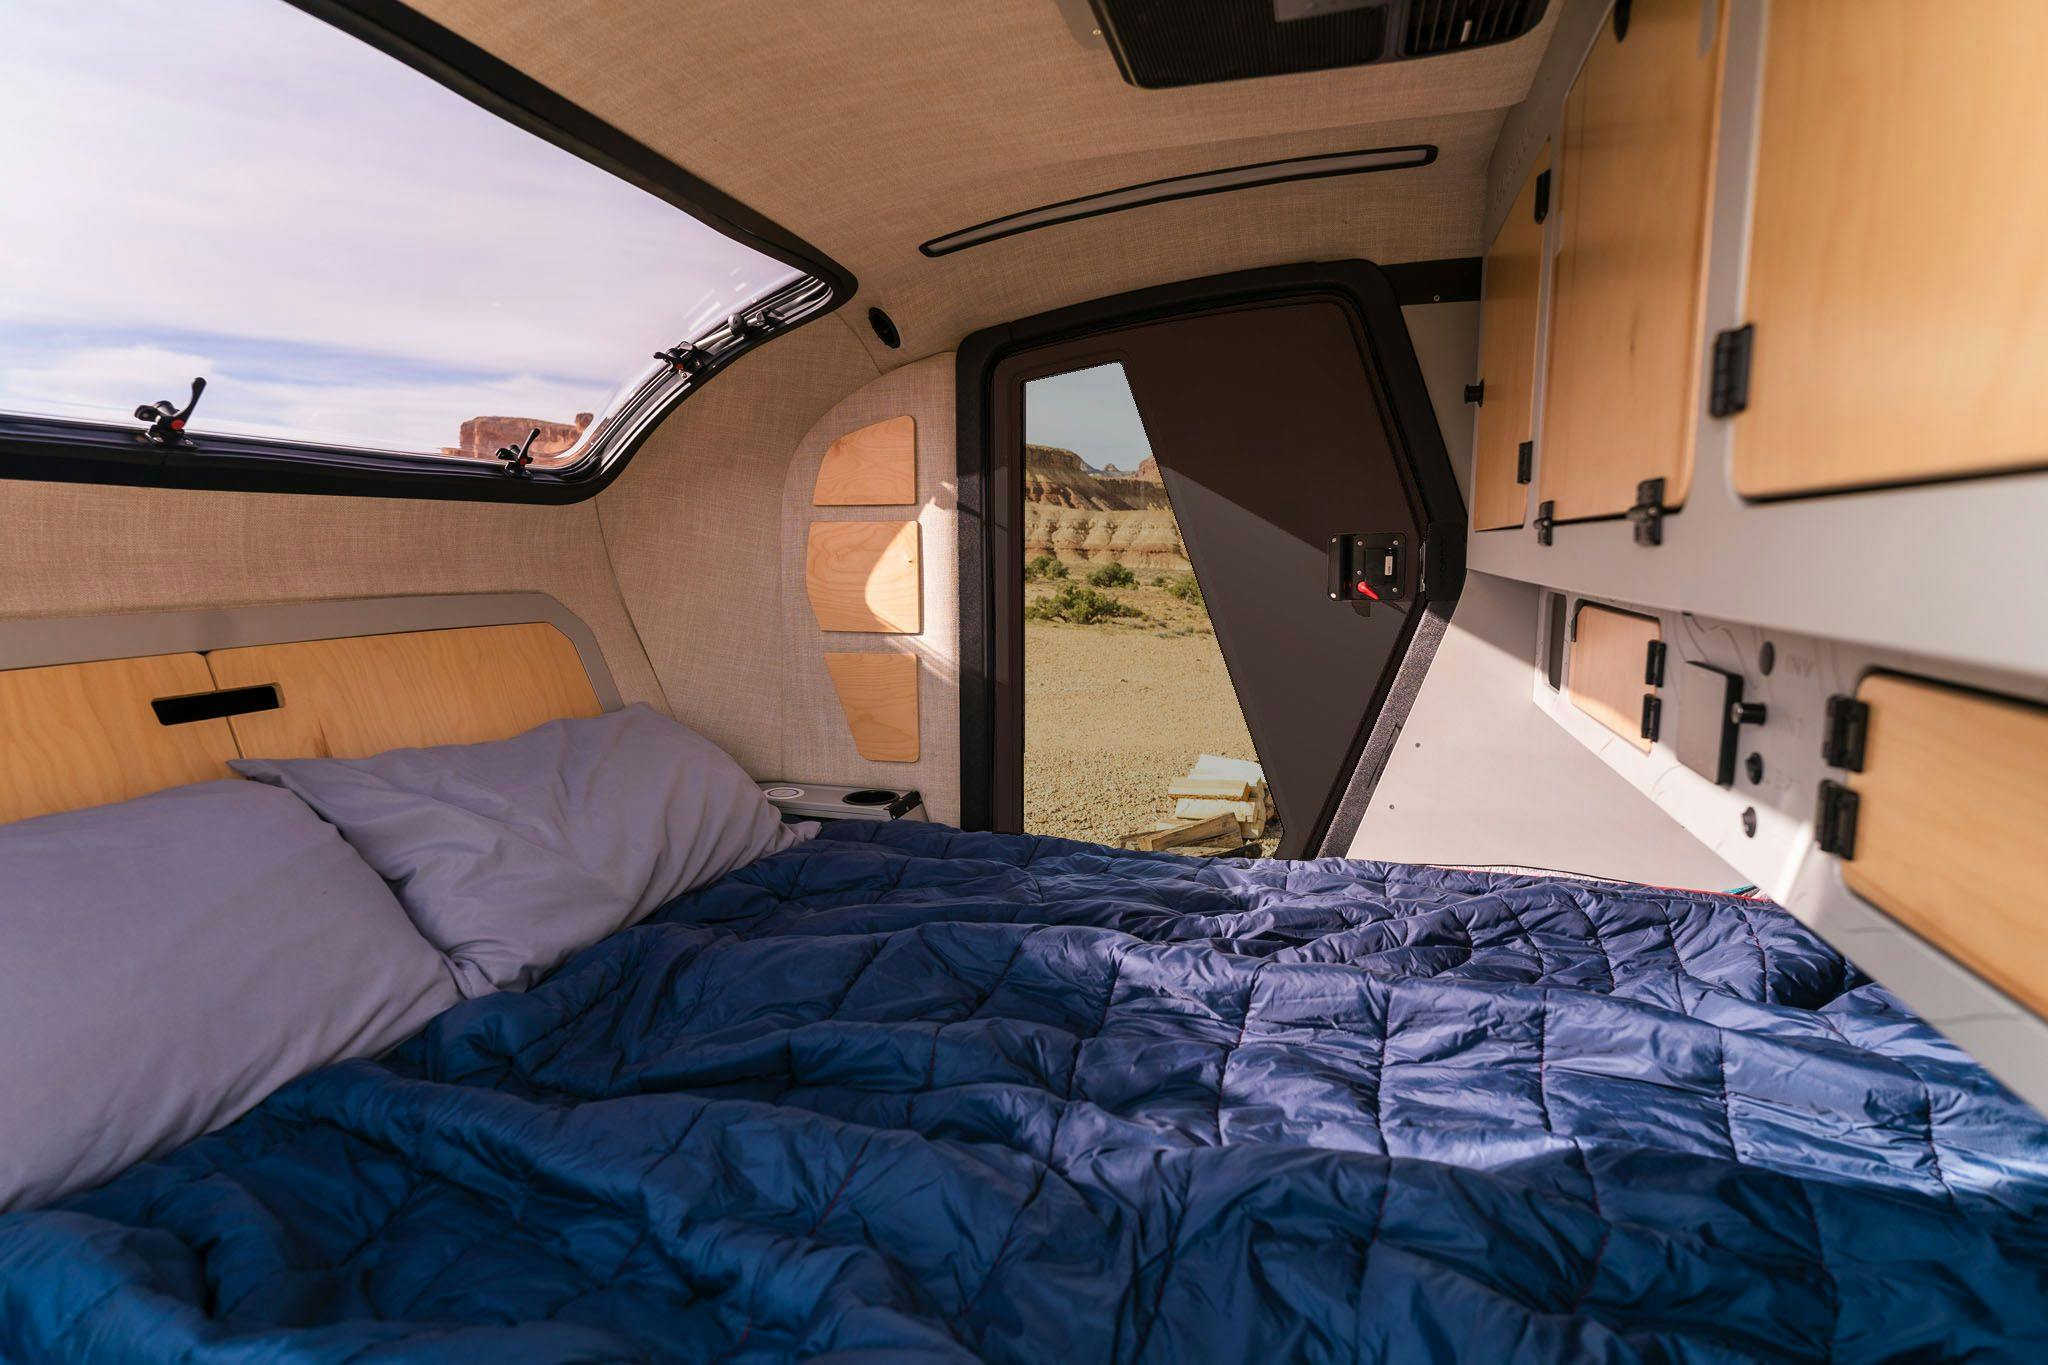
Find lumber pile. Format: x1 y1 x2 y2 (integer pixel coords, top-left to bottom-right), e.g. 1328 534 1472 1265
1118 754 1275 854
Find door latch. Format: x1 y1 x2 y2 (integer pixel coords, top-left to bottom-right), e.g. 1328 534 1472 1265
1328 532 1405 607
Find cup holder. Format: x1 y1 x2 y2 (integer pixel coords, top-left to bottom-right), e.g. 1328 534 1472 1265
841 789 899 807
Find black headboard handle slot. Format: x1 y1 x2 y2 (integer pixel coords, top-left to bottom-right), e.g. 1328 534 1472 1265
151 684 281 726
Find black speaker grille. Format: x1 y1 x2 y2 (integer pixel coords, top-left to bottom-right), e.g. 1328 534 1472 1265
1093 0 1390 89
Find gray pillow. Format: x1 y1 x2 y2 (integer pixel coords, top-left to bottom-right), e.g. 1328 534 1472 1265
0 780 460 1212
233 705 813 998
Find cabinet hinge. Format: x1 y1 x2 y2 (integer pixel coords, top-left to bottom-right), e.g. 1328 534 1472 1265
1534 499 1556 546
1463 380 1485 406
1815 780 1860 858
1709 324 1754 418
1516 440 1533 484
1640 694 1662 744
1821 695 1871 771
1628 478 1665 547
1644 639 1667 687
1533 169 1551 225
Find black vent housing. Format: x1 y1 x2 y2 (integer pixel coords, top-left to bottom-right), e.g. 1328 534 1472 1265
1089 0 1545 88
1404 0 1542 56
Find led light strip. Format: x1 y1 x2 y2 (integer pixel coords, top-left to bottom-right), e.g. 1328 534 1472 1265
919 144 1437 257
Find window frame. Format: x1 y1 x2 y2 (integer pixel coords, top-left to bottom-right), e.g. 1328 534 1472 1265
0 0 856 505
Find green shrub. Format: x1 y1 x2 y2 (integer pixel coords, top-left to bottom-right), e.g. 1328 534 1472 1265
1165 574 1204 606
1086 561 1136 588
1024 583 1142 625
1024 554 1067 581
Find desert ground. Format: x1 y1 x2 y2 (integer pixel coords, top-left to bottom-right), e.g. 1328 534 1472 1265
1023 568 1270 851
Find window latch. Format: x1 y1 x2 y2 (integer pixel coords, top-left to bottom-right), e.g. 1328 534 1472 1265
495 426 540 477
653 343 709 375
133 376 206 447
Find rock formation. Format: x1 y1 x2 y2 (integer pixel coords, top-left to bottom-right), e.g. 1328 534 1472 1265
1024 444 1187 570
445 412 595 462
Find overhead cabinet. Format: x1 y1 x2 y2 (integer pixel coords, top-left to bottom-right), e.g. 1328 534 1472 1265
1470 147 1548 531
1731 0 2048 498
1538 0 1725 524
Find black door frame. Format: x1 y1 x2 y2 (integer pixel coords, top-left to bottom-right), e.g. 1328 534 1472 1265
956 260 1468 853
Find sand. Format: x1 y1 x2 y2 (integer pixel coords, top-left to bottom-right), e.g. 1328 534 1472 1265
1022 574 1267 850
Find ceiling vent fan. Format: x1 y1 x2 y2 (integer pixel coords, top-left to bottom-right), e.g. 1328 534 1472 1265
1081 0 1548 88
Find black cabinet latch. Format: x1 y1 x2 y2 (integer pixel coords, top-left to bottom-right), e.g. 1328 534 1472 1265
1709 324 1754 418
1628 478 1665 547
1533 169 1551 225
1516 440 1534 484
1463 381 1485 406
1534 500 1556 546
1816 781 1860 858
1822 695 1870 770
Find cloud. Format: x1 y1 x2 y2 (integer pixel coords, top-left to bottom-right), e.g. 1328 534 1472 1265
2 339 611 455
0 0 799 451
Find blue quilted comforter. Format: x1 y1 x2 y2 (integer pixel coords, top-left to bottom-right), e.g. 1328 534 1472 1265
5 823 2047 1362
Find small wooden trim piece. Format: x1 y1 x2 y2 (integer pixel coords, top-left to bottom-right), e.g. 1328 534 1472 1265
1843 674 2048 1016
1566 603 1660 752
805 521 923 634
814 415 917 505
823 651 920 762
206 623 602 760
0 653 239 824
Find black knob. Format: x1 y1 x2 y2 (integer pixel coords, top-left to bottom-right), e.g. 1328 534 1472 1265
1730 701 1767 726
1463 381 1485 405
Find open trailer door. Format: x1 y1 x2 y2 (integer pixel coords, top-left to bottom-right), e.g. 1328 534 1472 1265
959 263 1466 857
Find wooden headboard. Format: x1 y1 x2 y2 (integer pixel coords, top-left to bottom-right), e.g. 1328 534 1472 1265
0 615 606 825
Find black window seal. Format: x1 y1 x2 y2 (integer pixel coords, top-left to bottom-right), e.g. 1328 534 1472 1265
0 0 857 506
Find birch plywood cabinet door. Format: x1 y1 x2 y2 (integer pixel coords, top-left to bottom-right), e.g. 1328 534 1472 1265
1733 0 2048 498
1539 0 1725 523
1471 147 1548 530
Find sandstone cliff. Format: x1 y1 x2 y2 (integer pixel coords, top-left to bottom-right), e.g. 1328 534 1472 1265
1024 444 1187 569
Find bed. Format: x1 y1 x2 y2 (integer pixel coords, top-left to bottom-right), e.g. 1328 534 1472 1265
5 818 2046 1362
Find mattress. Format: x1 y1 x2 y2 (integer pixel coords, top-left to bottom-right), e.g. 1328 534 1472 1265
3 822 2046 1361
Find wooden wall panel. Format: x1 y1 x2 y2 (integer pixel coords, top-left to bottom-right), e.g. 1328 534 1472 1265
1472 146 1548 531
814 415 917 505
0 654 238 824
1844 674 2048 1015
823 652 919 762
1538 0 1724 522
805 521 923 634
1734 0 2048 498
208 623 600 760
1567 604 1659 753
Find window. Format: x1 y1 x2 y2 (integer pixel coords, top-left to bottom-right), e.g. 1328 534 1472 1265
0 0 833 488
1021 363 1272 855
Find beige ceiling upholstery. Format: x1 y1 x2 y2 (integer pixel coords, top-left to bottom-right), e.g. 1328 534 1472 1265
410 0 1564 362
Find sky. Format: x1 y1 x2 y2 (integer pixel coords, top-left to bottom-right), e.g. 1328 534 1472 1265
1024 363 1155 472
0 0 801 456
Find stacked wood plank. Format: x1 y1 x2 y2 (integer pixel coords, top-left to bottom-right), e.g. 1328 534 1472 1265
1118 753 1273 854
